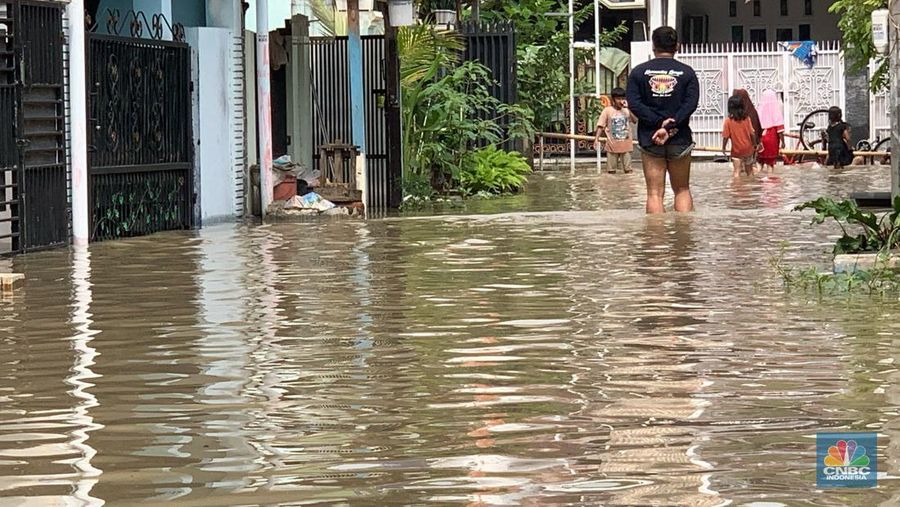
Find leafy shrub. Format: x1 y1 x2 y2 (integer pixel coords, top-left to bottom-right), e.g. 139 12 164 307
459 146 531 196
794 196 900 255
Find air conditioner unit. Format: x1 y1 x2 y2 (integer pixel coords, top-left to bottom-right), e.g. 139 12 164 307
600 0 647 9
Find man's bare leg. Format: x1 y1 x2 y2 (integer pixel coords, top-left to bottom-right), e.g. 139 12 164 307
668 154 694 212
642 155 667 214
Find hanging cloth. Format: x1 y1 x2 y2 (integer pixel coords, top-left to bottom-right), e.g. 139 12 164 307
779 41 818 68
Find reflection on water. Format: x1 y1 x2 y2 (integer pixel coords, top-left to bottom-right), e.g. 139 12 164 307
1 164 899 505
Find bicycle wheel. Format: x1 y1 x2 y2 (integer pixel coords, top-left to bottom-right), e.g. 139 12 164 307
799 109 830 151
873 137 891 165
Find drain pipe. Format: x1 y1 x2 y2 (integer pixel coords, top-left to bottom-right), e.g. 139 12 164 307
256 0 274 216
68 0 89 244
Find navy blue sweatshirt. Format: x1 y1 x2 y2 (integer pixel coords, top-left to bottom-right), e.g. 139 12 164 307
625 57 700 148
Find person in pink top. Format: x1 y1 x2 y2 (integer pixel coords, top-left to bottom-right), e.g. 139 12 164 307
757 90 785 174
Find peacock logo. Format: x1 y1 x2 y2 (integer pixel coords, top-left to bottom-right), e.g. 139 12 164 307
823 439 870 467
817 433 876 488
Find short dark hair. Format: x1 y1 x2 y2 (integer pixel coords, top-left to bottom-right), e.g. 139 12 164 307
611 87 626 98
728 95 747 120
828 106 843 123
652 26 679 53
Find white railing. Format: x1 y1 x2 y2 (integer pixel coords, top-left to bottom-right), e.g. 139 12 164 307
677 41 845 150
869 60 890 144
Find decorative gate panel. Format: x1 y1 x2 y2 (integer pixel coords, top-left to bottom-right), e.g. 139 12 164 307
88 11 193 241
679 41 844 150
1 0 68 256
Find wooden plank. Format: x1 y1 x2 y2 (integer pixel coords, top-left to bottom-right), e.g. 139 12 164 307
536 132 891 158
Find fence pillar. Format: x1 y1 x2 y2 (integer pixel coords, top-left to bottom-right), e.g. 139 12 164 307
290 15 313 172
383 5 403 208
348 0 367 204
256 0 274 214
68 0 89 245
844 67 869 146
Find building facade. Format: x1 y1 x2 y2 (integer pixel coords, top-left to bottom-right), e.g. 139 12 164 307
680 0 842 44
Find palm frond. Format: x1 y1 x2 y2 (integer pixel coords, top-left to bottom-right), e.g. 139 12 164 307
398 24 464 86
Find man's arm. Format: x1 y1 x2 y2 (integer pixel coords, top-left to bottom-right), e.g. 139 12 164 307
672 71 701 127
625 71 666 127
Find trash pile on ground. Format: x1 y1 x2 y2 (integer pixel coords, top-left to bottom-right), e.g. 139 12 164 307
268 192 360 217
272 155 320 201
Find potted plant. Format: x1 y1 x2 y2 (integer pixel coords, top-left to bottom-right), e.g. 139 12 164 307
432 0 457 27
388 0 416 26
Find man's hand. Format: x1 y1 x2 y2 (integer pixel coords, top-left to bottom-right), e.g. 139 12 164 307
661 118 677 129
652 128 670 145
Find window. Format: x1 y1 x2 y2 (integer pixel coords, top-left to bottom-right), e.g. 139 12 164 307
683 15 707 44
729 0 737 17
750 28 767 43
732 25 744 44
804 0 812 16
776 28 793 41
780 0 788 16
753 0 761 17
799 24 811 40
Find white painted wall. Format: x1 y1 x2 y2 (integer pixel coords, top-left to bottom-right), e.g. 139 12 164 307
206 0 241 30
680 0 841 43
187 28 239 224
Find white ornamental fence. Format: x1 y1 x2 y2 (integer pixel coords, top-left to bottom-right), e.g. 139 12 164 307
677 41 845 150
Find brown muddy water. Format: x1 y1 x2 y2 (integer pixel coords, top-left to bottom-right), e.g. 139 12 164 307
2 163 900 506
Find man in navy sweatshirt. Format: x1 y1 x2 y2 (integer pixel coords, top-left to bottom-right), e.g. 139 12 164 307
626 26 700 214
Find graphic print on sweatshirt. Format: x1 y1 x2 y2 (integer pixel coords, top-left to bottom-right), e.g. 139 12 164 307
645 69 684 97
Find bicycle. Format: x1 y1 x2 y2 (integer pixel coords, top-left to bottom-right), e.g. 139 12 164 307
797 108 891 166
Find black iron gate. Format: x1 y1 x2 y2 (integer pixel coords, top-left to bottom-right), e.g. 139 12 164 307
309 35 400 210
460 21 518 151
87 10 193 241
1 0 69 256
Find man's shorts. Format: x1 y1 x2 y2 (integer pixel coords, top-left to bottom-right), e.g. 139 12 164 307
639 143 695 161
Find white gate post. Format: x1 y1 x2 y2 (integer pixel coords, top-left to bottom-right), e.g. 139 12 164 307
68 0 89 245
891 0 900 199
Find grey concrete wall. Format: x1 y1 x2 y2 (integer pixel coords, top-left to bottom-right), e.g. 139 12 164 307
844 67 870 146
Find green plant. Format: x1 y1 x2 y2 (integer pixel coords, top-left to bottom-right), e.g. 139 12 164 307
769 242 900 296
829 0 889 93
794 196 900 255
458 146 531 196
399 24 534 195
481 1 628 130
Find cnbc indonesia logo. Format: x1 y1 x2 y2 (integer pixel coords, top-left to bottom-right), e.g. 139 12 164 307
817 433 877 488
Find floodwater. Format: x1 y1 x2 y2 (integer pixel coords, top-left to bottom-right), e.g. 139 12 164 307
2 163 900 506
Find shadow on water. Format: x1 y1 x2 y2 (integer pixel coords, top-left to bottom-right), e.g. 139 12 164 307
1 163 899 504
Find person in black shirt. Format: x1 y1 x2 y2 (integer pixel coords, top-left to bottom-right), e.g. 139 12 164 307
822 106 854 168
626 27 700 214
